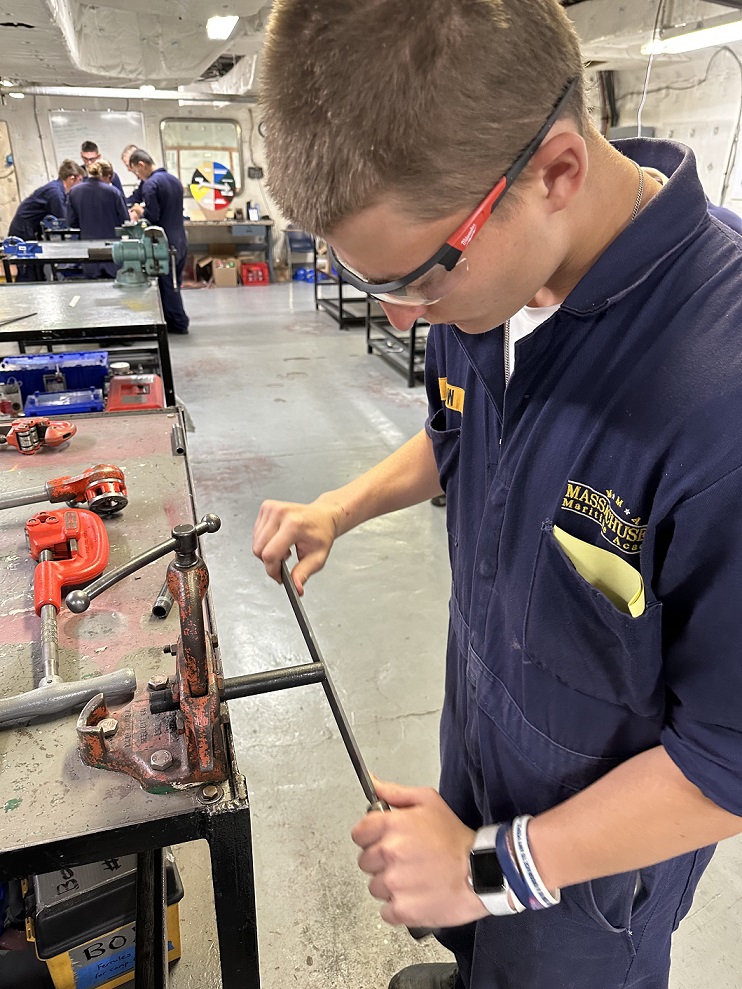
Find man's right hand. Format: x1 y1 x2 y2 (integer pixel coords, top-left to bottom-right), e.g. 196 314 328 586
252 498 343 594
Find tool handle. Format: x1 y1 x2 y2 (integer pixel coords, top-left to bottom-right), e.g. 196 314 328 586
66 514 220 613
367 800 436 941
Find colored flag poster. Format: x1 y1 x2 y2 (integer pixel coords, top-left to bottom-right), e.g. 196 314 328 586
190 161 236 211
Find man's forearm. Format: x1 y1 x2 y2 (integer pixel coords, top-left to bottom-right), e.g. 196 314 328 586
316 428 443 536
528 746 742 891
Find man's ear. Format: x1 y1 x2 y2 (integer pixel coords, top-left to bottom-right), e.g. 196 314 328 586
529 130 588 215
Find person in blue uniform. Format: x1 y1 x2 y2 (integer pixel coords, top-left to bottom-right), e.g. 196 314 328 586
253 3 742 989
67 159 128 278
129 150 189 335
80 141 125 198
7 159 83 281
121 144 145 212
8 159 83 242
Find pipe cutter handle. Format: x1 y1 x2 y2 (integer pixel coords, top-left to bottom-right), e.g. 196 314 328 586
26 510 110 613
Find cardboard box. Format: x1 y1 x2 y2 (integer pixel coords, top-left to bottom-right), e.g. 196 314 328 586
213 257 239 288
195 255 239 286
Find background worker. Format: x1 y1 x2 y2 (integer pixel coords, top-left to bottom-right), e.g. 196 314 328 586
128 149 190 335
121 143 145 213
254 2 742 988
67 159 128 278
7 159 83 242
80 140 125 197
7 159 83 280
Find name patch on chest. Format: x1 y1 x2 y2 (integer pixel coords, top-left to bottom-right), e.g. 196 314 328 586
438 377 465 414
560 481 647 556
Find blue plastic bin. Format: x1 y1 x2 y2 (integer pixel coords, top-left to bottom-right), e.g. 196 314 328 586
25 388 105 416
0 352 108 400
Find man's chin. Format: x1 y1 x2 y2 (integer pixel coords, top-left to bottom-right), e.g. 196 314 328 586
452 318 499 335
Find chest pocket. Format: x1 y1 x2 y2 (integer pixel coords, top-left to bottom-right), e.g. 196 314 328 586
523 522 663 716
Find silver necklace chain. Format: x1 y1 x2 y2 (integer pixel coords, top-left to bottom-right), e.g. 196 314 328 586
631 161 645 222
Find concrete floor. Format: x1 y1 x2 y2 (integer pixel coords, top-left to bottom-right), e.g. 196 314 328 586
131 283 742 986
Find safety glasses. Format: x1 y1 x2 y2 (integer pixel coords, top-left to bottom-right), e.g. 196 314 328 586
330 76 579 307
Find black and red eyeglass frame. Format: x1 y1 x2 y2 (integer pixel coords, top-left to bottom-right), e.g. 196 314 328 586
332 76 580 298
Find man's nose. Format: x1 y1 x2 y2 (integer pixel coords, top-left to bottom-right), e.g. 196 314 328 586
379 301 428 332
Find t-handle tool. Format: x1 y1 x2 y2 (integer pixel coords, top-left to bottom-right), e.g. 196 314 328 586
280 561 434 940
0 464 127 516
280 561 380 806
0 509 136 730
0 418 76 455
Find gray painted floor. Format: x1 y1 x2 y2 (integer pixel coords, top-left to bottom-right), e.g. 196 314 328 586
165 283 742 989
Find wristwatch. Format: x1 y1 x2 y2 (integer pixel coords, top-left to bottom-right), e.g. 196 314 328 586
468 825 515 916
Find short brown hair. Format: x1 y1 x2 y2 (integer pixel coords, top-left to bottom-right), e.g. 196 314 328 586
87 158 114 180
261 0 588 234
58 159 84 182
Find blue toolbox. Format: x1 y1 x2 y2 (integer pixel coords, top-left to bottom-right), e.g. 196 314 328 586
0 352 109 401
25 388 105 416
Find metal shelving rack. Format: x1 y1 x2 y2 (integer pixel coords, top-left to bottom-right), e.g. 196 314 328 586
313 241 368 330
365 296 430 388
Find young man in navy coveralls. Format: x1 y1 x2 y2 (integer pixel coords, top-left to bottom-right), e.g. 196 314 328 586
129 150 190 335
253 2 742 986
8 159 83 242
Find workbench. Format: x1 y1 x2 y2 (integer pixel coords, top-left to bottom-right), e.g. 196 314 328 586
0 281 176 407
0 409 260 989
1 240 111 284
184 219 275 283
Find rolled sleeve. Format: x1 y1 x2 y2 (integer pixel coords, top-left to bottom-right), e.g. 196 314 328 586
657 466 742 815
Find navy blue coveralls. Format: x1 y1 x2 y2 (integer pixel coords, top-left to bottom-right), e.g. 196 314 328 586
67 178 128 278
8 178 67 241
141 168 189 334
427 139 742 989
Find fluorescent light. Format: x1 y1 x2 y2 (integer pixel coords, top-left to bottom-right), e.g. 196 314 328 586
207 15 239 41
642 18 742 55
7 85 256 104
139 84 156 95
8 92 25 99
1 79 14 87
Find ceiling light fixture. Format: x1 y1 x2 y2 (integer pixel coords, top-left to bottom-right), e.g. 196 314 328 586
139 84 156 95
8 92 25 99
642 16 742 54
206 15 239 41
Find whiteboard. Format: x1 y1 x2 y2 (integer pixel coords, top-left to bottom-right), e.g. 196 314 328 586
48 110 146 194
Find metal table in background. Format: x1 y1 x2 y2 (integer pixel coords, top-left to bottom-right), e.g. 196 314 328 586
185 219 276 283
366 296 430 388
0 409 260 989
1 240 111 283
0 281 175 406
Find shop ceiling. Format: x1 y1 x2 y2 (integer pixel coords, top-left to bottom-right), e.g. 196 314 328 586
0 0 739 94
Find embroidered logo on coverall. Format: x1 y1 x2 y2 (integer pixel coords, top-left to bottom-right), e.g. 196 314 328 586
561 481 647 555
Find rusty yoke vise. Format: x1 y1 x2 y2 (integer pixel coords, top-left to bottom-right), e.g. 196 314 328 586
70 515 227 791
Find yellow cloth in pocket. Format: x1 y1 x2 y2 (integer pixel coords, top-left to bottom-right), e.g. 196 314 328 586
552 525 646 617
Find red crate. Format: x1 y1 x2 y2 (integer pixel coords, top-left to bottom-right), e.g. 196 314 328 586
241 261 270 285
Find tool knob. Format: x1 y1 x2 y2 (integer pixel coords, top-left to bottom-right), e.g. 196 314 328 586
66 589 90 614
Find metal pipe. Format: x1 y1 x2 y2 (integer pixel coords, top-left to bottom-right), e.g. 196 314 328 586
152 581 174 619
170 423 185 456
148 662 327 714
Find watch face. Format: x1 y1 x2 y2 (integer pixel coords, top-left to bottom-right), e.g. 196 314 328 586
470 848 505 894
